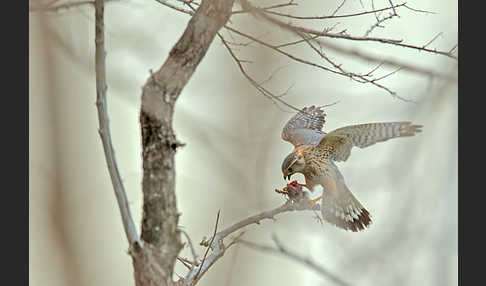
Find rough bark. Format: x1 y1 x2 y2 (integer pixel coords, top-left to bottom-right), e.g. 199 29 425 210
133 0 235 285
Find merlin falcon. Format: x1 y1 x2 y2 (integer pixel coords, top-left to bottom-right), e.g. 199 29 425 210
280 105 422 232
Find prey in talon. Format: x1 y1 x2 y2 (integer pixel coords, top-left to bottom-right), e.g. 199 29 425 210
275 180 306 200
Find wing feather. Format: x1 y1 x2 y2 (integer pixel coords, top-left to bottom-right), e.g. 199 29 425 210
314 122 422 161
281 105 327 147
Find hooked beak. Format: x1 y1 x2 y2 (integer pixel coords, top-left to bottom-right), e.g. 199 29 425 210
284 174 292 181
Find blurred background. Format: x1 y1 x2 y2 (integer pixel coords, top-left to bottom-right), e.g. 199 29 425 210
29 0 457 285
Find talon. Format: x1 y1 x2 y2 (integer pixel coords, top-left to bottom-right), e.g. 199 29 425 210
308 195 323 209
276 181 305 199
275 188 288 195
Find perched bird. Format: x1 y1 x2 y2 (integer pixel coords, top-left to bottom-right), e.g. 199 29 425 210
280 105 422 232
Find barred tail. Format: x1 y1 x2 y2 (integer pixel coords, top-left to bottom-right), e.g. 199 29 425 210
320 178 372 232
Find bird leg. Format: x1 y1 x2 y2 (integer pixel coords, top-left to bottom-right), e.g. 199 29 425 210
308 195 323 209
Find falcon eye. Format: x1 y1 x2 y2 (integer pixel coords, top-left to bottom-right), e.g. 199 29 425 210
288 167 293 172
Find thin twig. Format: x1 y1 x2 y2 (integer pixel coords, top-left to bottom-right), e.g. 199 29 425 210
364 62 384 77
422 32 443 49
181 230 198 280
178 256 200 267
364 12 397 37
388 0 398 16
154 0 194 15
192 210 220 284
275 35 320 48
217 32 303 112
403 3 436 14
331 0 347 16
189 0 301 111
448 44 458 55
320 100 341 108
372 67 403 82
238 235 353 286
262 2 407 20
94 0 141 248
177 257 193 270
232 0 297 14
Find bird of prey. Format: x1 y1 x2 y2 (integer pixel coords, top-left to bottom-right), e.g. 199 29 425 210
280 105 422 232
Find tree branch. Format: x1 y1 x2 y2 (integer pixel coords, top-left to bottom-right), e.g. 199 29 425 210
182 197 321 285
239 235 352 286
94 0 141 249
201 199 320 247
240 0 457 60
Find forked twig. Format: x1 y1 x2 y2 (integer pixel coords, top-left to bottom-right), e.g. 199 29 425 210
191 210 220 284
183 198 321 285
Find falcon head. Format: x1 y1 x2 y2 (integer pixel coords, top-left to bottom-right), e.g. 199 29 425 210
281 151 305 180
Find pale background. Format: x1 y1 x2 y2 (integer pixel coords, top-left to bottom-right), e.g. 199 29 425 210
29 0 458 285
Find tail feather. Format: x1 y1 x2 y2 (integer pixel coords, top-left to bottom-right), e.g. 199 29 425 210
320 179 372 232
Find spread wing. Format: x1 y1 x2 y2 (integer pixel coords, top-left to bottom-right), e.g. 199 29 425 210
314 122 422 162
281 105 327 147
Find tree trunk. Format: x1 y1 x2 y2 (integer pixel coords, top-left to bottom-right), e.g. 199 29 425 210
133 0 235 285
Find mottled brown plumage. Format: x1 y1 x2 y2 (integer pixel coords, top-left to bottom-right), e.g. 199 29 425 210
281 105 422 232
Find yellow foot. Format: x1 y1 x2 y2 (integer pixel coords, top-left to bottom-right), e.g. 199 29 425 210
308 195 323 209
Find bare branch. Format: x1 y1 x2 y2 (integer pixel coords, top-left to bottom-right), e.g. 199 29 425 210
364 12 397 37
180 230 198 280
217 32 303 112
154 0 456 101
232 0 297 14
314 36 456 81
274 35 320 48
177 257 193 270
331 0 347 16
403 3 436 14
262 2 408 20
372 67 403 82
240 0 457 59
192 210 220 284
363 62 384 77
448 44 458 55
182 197 321 285
296 31 405 98
225 26 413 99
200 199 320 248
93 0 141 249
388 0 398 16
230 4 456 85
320 100 341 108
154 0 194 15
239 235 353 286
422 32 443 49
